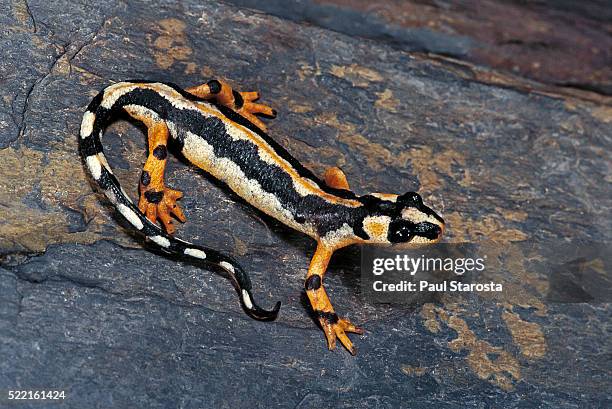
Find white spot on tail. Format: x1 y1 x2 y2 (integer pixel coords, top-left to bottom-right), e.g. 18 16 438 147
242 289 253 309
149 235 170 248
86 155 102 180
184 248 207 259
117 203 144 230
80 111 96 139
220 261 235 273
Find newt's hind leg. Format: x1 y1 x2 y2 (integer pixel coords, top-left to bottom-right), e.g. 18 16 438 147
124 107 186 234
305 244 364 355
138 122 186 234
186 79 276 131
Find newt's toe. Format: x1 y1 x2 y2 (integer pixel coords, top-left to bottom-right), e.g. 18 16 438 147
319 314 364 355
138 187 186 234
235 90 276 131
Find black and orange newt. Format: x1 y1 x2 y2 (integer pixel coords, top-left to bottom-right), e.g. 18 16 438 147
79 79 445 354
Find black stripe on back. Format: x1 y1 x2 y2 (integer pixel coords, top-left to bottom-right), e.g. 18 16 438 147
148 81 360 201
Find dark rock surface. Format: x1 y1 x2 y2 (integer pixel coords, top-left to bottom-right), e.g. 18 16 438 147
228 0 612 97
0 0 610 408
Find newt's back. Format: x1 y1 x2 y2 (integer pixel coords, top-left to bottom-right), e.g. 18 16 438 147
101 81 364 238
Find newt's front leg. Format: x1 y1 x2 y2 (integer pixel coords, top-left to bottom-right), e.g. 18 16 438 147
305 244 364 354
186 79 276 131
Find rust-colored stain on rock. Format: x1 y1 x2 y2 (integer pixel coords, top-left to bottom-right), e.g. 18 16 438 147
149 18 193 70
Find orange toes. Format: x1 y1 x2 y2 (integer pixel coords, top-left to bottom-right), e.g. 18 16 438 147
169 201 186 223
165 187 183 200
319 315 363 355
163 188 186 224
138 187 187 234
240 91 260 102
156 202 174 233
244 101 276 118
138 195 148 214
338 318 365 335
138 199 157 225
238 101 276 131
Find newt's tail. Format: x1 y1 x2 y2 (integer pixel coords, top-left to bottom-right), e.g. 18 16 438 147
78 85 280 321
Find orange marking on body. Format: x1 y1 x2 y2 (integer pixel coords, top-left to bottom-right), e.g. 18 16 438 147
365 221 385 238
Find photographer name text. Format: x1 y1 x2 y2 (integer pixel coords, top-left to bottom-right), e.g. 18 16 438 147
372 280 503 292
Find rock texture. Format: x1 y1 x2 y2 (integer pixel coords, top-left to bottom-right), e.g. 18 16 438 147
0 0 610 408
229 0 612 98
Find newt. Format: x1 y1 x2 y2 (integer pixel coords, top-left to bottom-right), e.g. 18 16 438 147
79 79 445 354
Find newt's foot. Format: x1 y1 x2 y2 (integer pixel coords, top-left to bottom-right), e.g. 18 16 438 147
237 91 276 132
138 187 186 234
319 314 364 355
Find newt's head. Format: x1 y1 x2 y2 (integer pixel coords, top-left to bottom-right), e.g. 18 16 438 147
360 192 444 247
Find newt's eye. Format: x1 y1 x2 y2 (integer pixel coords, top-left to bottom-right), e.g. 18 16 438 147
388 219 415 243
